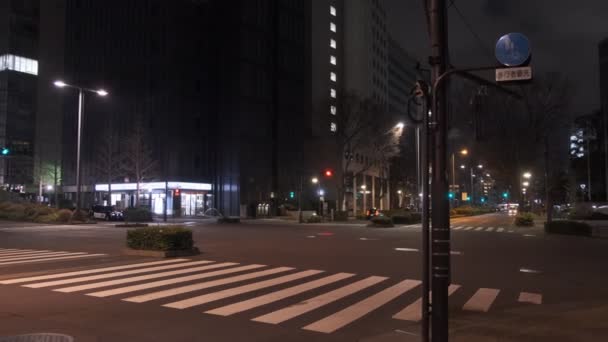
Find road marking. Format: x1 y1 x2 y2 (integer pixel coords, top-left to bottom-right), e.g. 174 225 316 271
496 228 505 232
0 249 48 256
452 226 464 230
0 251 84 262
306 236 317 238
450 251 463 256
486 227 495 232
359 237 379 241
252 276 387 325
303 279 421 333
0 248 25 252
0 259 187 285
519 268 542 274
463 288 500 312
393 284 461 321
164 269 323 309
24 260 214 288
0 253 105 266
123 266 293 303
88 264 265 298
508 230 515 233
395 248 419 252
474 227 484 231
464 227 474 231
205 272 355 316
518 292 542 304
55 262 236 293
523 234 536 237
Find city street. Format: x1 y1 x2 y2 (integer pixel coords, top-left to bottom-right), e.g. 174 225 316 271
0 214 607 341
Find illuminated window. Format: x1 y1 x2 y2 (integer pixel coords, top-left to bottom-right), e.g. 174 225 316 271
330 122 337 132
330 105 337 115
330 72 337 82
0 54 38 75
330 55 337 65
330 5 336 16
330 22 336 32
330 88 337 98
330 39 337 49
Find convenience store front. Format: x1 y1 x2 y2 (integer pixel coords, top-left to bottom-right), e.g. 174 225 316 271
94 181 213 217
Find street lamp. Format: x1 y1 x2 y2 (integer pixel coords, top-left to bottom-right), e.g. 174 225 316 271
523 172 532 179
395 122 405 129
522 181 530 187
477 164 483 169
450 148 468 207
460 165 465 169
54 80 108 213
311 177 319 184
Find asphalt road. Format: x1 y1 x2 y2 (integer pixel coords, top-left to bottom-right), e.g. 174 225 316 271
0 213 607 341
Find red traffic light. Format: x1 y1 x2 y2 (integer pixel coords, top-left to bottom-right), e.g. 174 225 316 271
324 169 333 177
174 189 181 196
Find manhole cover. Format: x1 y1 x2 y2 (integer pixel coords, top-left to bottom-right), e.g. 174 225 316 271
0 334 74 342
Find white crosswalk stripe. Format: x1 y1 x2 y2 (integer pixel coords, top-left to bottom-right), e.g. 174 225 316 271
124 266 294 303
87 264 265 298
464 226 474 230
463 288 500 312
0 249 46 256
0 257 546 335
55 262 238 293
252 276 387 324
452 226 464 230
486 227 495 232
474 227 484 231
24 260 214 288
0 253 105 266
0 251 86 262
303 279 421 333
497 227 505 232
392 284 461 322
0 259 187 285
205 272 355 316
163 269 324 309
518 292 542 304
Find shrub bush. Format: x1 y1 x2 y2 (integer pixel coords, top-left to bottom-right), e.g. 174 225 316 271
127 226 194 251
35 213 59 223
368 215 394 227
545 220 592 236
217 216 240 224
70 209 89 223
515 212 535 226
334 210 348 221
124 207 153 222
5 204 27 220
306 215 322 223
56 209 73 223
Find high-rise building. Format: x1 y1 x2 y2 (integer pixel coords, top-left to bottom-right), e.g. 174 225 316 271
601 38 608 123
388 36 421 115
0 0 39 186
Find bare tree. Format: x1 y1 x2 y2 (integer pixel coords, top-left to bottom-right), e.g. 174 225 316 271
521 72 573 222
121 117 159 207
33 157 61 207
335 92 402 214
94 124 122 206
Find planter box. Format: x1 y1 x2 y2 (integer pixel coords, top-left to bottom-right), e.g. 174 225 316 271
122 247 200 258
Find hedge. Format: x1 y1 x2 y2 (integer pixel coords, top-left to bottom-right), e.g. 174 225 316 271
127 226 194 251
217 216 240 224
368 215 394 227
544 220 592 237
515 212 535 226
0 202 85 224
451 206 494 217
124 207 153 222
306 215 322 223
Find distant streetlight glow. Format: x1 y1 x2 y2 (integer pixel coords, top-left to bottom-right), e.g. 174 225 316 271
46 185 53 191
361 185 367 190
311 177 319 184
397 190 403 194
97 89 109 96
523 172 532 179
460 149 468 155
54 80 67 87
486 173 491 177
396 122 404 129
477 164 483 169
460 165 465 169
522 181 530 187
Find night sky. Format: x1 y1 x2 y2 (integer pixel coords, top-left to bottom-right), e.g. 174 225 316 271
385 0 608 115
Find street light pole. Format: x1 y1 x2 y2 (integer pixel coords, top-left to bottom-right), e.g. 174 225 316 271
75 88 84 213
54 80 108 214
470 167 474 204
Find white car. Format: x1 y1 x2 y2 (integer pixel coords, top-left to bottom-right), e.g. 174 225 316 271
508 208 518 216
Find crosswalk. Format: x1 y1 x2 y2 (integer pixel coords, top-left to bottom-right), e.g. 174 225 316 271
404 225 517 234
0 258 543 334
0 248 105 266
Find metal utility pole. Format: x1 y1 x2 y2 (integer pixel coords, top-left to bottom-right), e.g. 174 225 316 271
429 0 450 341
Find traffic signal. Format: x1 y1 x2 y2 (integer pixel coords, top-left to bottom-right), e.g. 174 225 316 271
324 169 333 177
289 191 295 199
1 147 9 156
502 192 509 199
174 189 181 197
480 197 486 203
448 192 454 199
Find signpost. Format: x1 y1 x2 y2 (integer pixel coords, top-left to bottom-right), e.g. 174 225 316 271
496 66 532 82
495 32 532 82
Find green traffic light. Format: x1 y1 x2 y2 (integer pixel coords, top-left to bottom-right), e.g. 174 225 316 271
448 192 454 199
1 148 9 156
289 191 295 199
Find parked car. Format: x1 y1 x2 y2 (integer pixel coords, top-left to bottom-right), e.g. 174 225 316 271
366 207 380 219
90 205 124 221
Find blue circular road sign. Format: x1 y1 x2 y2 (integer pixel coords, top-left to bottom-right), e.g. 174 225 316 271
495 33 531 67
